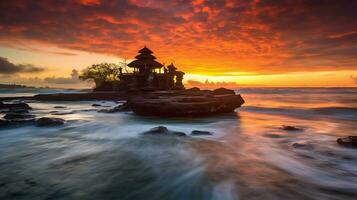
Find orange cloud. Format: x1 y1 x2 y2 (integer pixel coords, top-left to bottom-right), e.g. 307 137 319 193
0 0 356 77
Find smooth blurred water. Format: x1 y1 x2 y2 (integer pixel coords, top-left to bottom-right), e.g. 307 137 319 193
0 88 357 200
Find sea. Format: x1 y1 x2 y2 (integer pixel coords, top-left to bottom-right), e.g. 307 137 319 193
0 87 357 200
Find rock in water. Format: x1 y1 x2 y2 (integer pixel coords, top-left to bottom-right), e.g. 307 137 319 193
211 88 235 95
0 119 9 127
92 104 101 107
142 126 186 137
130 93 244 117
186 87 200 92
98 102 131 113
0 102 31 110
337 136 357 148
190 130 213 136
4 113 35 120
53 106 67 108
282 125 303 131
36 117 65 126
292 142 314 150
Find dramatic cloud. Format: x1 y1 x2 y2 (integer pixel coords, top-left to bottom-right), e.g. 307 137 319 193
0 56 44 74
0 0 356 74
44 69 80 84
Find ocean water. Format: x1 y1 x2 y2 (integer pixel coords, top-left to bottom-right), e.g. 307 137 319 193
0 88 357 200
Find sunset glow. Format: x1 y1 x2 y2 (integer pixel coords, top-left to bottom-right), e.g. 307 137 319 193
0 0 356 88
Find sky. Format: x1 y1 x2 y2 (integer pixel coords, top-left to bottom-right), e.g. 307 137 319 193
0 0 356 88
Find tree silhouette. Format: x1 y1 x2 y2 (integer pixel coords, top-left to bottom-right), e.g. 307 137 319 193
79 63 120 88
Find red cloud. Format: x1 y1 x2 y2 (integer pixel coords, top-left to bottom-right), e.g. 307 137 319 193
0 0 356 75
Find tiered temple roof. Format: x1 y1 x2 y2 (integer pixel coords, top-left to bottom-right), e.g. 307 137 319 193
127 46 163 70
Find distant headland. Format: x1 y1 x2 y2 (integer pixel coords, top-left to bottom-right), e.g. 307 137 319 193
0 84 36 89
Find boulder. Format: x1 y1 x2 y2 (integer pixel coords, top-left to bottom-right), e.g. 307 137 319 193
129 93 244 117
98 102 131 113
186 87 200 92
337 136 357 148
50 111 75 115
292 142 314 150
53 106 67 109
190 130 213 136
4 113 35 120
92 104 101 107
211 88 235 95
0 119 9 127
0 118 35 127
142 126 186 137
8 109 29 114
0 102 31 110
36 117 65 126
282 125 303 131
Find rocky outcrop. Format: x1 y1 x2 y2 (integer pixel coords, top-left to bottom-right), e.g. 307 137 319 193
142 126 186 136
0 102 32 110
0 118 35 128
337 136 357 148
190 130 213 136
36 117 65 126
4 113 35 120
292 142 314 150
2 88 244 118
34 92 127 101
211 88 235 95
129 91 244 117
98 102 131 113
53 106 67 108
282 125 303 131
0 119 9 127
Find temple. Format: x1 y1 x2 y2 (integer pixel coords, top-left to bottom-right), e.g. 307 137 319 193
115 46 185 91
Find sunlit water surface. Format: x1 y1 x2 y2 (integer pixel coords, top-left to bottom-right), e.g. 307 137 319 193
0 88 357 200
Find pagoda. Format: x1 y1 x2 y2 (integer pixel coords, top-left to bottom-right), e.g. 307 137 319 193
127 46 163 74
115 46 185 91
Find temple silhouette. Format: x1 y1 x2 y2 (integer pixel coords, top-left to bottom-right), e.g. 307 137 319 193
113 46 185 91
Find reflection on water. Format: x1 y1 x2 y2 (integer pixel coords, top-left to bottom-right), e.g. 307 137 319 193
0 88 357 199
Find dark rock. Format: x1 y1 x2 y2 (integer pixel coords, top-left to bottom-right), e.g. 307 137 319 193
0 102 31 110
282 125 303 131
129 93 244 117
98 102 131 113
211 88 235 95
92 103 101 107
263 133 286 138
337 136 357 148
0 119 9 127
186 87 200 92
36 117 65 126
50 111 75 115
0 118 35 127
292 142 314 150
53 106 67 108
8 109 29 114
142 126 186 137
191 130 213 136
34 92 127 101
4 113 35 120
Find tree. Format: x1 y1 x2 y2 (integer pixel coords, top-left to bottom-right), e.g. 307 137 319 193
79 63 120 88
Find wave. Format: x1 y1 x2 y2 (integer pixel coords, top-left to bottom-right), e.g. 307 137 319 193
241 106 357 120
236 87 357 95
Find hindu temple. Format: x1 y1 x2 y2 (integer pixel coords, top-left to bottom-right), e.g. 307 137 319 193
115 46 185 91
